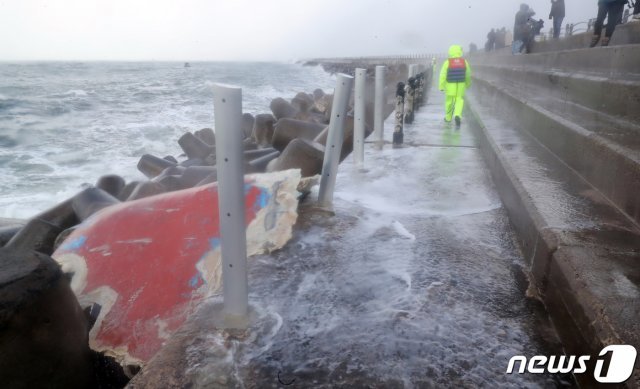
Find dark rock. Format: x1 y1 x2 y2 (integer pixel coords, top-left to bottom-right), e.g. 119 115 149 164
272 118 326 152
248 151 280 173
117 181 141 201
178 132 214 160
180 166 217 188
138 154 176 179
178 158 205 168
153 166 187 180
252 113 276 147
0 225 22 247
32 199 78 232
267 138 325 177
156 175 185 192
312 94 333 117
195 172 218 186
95 175 126 198
0 249 93 389
291 92 314 113
5 219 62 256
243 148 278 160
0 219 26 248
243 138 258 151
194 128 215 146
270 97 299 120
127 182 166 201
241 113 255 140
72 188 120 222
314 114 372 162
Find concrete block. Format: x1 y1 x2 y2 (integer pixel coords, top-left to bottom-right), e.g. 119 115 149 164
127 182 167 201
270 97 299 120
29 199 78 233
194 128 215 146
252 113 276 147
243 148 278 160
180 166 217 188
178 158 206 168
267 138 325 177
163 155 178 164
314 114 371 162
72 188 121 222
178 132 214 160
96 175 126 198
242 113 255 140
272 118 326 152
291 92 314 113
117 181 141 201
0 249 93 388
5 218 63 256
247 151 280 173
137 154 176 179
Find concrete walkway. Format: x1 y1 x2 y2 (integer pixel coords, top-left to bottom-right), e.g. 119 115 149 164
130 89 573 388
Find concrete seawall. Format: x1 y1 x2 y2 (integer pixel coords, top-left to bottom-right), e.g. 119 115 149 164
467 42 640 387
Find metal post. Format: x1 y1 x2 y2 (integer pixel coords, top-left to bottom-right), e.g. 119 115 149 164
318 74 354 208
404 77 415 124
393 81 405 146
212 83 248 327
374 66 386 145
353 68 366 167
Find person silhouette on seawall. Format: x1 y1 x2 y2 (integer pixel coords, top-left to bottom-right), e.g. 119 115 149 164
486 29 496 51
513 4 536 54
439 45 472 129
549 0 565 39
591 0 628 47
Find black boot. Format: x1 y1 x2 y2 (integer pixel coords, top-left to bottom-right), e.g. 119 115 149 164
590 34 600 48
455 116 461 129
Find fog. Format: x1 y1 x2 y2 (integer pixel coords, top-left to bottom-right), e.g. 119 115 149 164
0 0 597 61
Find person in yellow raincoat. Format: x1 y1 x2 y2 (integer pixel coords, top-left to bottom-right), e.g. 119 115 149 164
439 44 472 128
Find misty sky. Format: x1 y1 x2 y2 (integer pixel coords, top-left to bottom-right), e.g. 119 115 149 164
0 0 597 61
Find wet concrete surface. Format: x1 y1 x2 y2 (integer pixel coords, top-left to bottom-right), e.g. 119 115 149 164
470 72 640 228
473 66 640 156
130 91 575 388
467 86 640 387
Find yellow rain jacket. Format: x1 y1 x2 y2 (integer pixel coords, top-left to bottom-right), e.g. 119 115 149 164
439 45 472 121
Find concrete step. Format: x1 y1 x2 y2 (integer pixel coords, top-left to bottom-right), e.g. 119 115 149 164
466 90 640 387
530 22 640 54
470 75 640 227
470 44 640 80
473 64 640 122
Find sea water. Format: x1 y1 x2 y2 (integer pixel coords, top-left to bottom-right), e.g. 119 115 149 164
0 61 336 219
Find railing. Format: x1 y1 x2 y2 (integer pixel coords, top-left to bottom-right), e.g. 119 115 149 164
310 53 447 65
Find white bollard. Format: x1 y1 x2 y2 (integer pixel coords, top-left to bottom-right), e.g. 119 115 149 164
318 73 354 208
353 68 366 167
212 83 249 327
374 66 386 145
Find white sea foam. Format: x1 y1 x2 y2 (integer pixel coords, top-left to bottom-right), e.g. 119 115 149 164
0 62 336 219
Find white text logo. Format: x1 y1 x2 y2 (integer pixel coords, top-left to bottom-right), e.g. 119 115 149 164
506 345 637 384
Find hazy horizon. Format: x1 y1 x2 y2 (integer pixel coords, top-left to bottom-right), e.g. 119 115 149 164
1 0 597 61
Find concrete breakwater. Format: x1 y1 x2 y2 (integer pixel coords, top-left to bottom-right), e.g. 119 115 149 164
0 63 421 388
467 43 640 387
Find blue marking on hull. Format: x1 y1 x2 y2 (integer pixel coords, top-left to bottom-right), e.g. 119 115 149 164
60 235 87 251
